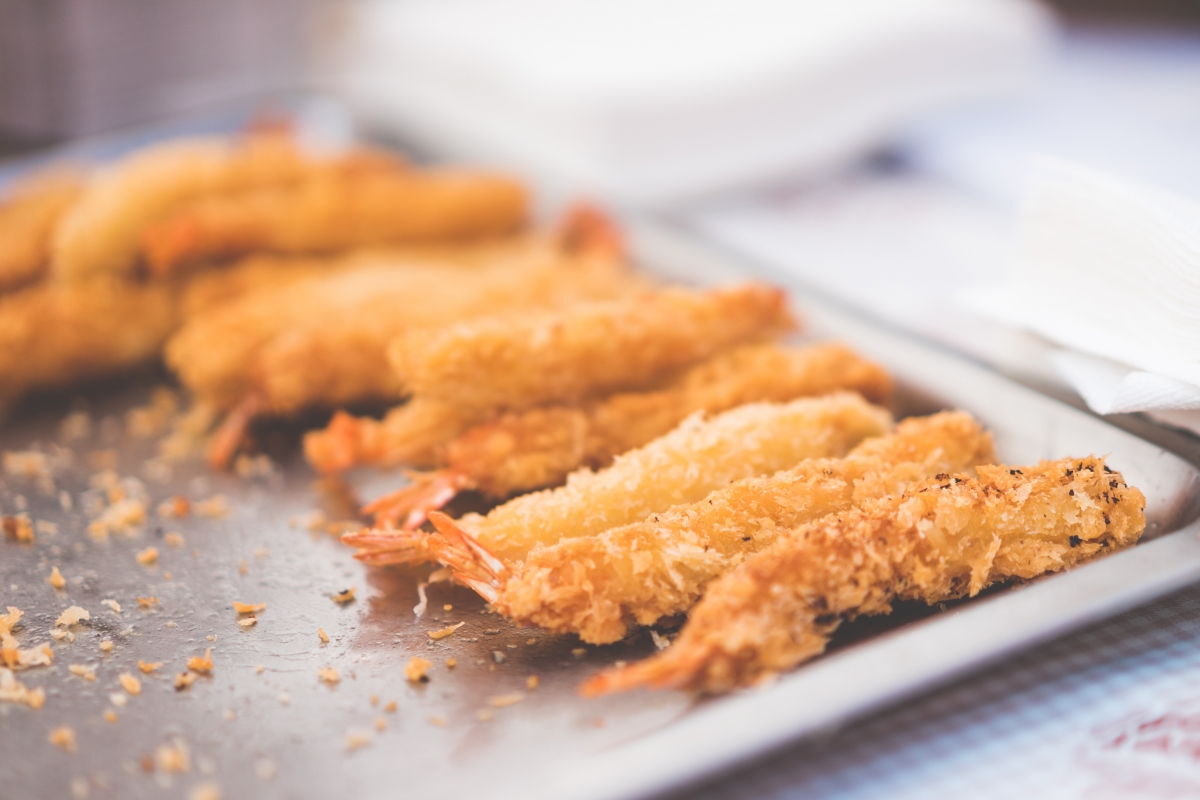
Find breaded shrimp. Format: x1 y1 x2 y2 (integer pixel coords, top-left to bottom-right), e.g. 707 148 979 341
428 411 993 644
0 168 84 293
0 280 177 409
583 456 1146 695
51 133 398 281
166 245 644 415
345 342 894 528
388 283 796 413
140 168 528 275
342 393 892 566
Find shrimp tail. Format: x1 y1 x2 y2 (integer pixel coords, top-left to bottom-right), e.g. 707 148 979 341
558 203 624 261
340 526 436 566
426 511 509 602
206 391 267 470
579 645 711 697
362 469 475 529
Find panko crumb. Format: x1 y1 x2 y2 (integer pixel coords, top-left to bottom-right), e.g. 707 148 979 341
69 664 96 682
318 667 340 684
156 740 191 773
164 532 185 548
156 496 190 519
104 709 118 723
138 661 163 674
370 694 379 706
49 726 76 753
405 657 432 683
4 450 51 481
383 701 397 713
526 675 540 690
109 692 127 707
126 388 178 438
2 515 34 543
134 547 158 566
317 628 329 644
35 520 58 536
102 599 121 614
345 730 372 752
255 665 264 675
98 640 113 653
488 692 525 708
331 587 356 605
650 630 671 650
278 692 290 705
374 717 387 732
427 622 464 640
193 495 230 518
445 658 457 669
428 716 446 727
87 498 146 540
137 597 159 609
188 782 222 800
187 648 213 673
0 667 46 709
50 630 69 642
237 617 257 629
175 672 197 691
119 673 141 695
46 567 66 590
56 607 90 627
232 602 265 614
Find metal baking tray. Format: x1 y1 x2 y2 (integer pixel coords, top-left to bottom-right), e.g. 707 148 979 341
3 173 1200 800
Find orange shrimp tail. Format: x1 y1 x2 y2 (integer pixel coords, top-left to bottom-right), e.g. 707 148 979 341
579 646 709 698
558 203 624 261
304 410 365 474
427 511 509 602
340 527 435 566
362 470 474 530
206 391 267 470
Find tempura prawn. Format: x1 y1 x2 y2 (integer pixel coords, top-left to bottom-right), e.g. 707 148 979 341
342 393 891 566
583 456 1145 695
427 411 993 644
388 283 796 413
340 342 894 528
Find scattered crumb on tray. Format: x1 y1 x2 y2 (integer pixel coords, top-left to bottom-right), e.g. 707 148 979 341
109 692 127 707
383 701 397 713
187 648 213 673
69 664 96 682
137 660 163 674
345 730 372 751
104 709 118 723
193 495 230 518
488 692 525 708
119 673 141 695
0 667 46 708
405 657 432 682
102 599 121 614
98 640 113 653
318 667 341 684
49 726 76 752
175 672 197 691
317 628 329 644
188 783 222 800
331 587 356 605
231 602 265 614
157 495 191 519
237 617 257 629
156 740 190 773
46 567 66 590
164 532 185 548
374 717 387 732
2 515 34 543
137 597 159 609
135 547 158 566
428 716 446 727
428 622 464 640
527 675 540 690
445 658 457 669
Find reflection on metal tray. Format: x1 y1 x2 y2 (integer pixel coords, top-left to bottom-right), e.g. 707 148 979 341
3 220 1200 800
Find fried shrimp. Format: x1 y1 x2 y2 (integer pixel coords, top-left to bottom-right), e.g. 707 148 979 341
0 168 84 293
389 283 796 413
140 168 528 275
342 393 892 566
0 280 177 409
583 456 1146 695
51 133 398 281
345 342 894 527
427 411 993 644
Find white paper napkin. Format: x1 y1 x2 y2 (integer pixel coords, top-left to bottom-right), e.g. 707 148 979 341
965 159 1200 436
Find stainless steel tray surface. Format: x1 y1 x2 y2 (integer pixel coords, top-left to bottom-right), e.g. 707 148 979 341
1 221 1199 800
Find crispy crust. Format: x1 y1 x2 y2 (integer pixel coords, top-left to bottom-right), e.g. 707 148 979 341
583 456 1145 695
388 283 798 413
141 167 528 274
0 168 84 293
483 411 993 644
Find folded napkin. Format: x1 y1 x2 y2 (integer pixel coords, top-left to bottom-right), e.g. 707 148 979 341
331 0 1051 207
965 159 1200 436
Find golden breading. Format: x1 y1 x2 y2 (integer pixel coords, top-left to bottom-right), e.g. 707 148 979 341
141 168 529 274
342 341 895 529
430 411 993 644
305 400 480 475
166 246 645 414
388 283 797 413
583 456 1146 695
0 168 85 293
0 280 177 409
51 133 391 281
343 394 892 566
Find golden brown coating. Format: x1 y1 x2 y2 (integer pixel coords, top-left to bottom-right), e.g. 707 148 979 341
166 245 644 414
0 168 84 293
140 168 528 275
0 280 177 409
583 456 1146 695
443 342 894 497
388 283 797 413
431 411 993 644
342 394 892 566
